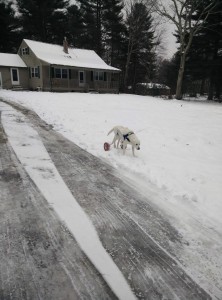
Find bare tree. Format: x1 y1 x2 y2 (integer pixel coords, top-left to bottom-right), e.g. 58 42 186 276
155 0 219 99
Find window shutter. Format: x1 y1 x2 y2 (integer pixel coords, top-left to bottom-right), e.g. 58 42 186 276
104 72 107 81
38 66 40 78
91 71 94 81
69 69 71 79
29 67 31 78
27 47 29 55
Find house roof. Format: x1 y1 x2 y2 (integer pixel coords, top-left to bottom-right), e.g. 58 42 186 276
23 39 120 72
0 53 27 68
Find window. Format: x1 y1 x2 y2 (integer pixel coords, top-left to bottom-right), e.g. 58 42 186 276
79 71 84 83
62 69 68 79
31 67 39 78
95 71 104 81
22 47 29 55
55 68 68 79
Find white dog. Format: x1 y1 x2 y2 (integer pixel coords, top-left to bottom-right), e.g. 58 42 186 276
107 126 140 156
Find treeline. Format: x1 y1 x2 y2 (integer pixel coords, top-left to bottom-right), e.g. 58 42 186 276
0 0 221 99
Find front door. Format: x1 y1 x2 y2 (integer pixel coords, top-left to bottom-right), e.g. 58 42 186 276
0 72 2 89
11 68 19 85
79 71 85 87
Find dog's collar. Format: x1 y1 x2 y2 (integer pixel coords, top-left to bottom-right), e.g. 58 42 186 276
123 132 134 142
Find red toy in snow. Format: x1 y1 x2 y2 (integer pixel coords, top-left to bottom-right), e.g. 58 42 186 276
104 142 110 151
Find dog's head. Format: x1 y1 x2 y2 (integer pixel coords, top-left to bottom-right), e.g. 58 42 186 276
129 134 140 150
135 142 140 150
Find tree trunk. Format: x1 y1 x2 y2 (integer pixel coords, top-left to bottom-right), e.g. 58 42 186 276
124 56 130 91
124 41 133 92
215 78 221 100
200 78 205 95
96 0 102 56
208 81 214 100
176 54 186 100
208 71 214 100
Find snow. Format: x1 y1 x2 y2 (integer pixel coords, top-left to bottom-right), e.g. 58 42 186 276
24 39 120 71
1 90 222 298
0 102 136 300
0 53 27 68
138 82 170 89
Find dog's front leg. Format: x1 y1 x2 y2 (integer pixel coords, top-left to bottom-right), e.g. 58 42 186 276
132 146 136 156
117 138 120 148
114 138 117 148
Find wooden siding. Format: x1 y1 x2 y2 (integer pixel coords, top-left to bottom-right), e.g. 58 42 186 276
0 66 28 90
18 40 43 89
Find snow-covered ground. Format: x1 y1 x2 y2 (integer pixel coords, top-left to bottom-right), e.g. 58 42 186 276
1 90 222 298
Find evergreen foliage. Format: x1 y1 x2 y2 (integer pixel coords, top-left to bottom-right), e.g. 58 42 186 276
124 2 156 91
157 55 179 94
103 0 126 68
0 0 18 52
66 4 85 48
16 0 69 43
77 0 105 56
186 0 222 99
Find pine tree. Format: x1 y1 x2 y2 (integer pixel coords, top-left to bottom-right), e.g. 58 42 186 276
103 0 126 68
124 2 156 91
66 4 84 48
77 0 105 56
16 0 69 43
0 0 18 52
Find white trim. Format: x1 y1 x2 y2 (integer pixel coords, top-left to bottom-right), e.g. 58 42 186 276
10 68 20 85
0 72 2 89
22 47 29 55
31 66 39 78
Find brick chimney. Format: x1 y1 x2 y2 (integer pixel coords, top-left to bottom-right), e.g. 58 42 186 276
63 37 69 54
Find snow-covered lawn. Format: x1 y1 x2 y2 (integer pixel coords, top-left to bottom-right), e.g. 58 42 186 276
1 90 222 298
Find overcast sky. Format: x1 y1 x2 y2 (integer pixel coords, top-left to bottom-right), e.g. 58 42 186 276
162 23 177 58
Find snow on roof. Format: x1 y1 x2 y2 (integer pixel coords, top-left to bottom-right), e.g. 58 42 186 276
0 53 27 68
24 39 120 72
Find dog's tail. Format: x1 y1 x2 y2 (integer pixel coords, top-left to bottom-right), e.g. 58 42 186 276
107 128 114 136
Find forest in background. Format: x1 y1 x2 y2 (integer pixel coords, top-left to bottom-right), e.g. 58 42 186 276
0 0 221 99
